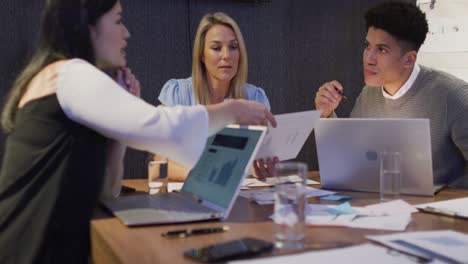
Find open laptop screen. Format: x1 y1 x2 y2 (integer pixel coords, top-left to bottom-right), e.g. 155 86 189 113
183 126 263 208
315 118 433 196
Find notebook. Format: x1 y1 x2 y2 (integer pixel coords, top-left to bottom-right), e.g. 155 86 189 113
102 124 267 226
315 118 434 196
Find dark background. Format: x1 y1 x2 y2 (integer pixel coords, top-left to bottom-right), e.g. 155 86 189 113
0 0 414 179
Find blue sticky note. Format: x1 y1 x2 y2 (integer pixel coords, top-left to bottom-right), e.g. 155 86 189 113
320 195 352 201
325 202 358 215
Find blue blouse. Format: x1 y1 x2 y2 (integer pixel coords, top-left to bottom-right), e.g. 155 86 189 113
158 77 271 110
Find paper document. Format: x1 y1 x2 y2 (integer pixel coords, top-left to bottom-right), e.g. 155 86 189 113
415 197 468 219
229 244 422 264
255 110 321 161
367 230 468 264
306 200 415 231
242 175 319 188
239 187 335 205
167 182 184 192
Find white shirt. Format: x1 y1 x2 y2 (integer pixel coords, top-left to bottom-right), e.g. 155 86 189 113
56 59 209 168
382 64 420 100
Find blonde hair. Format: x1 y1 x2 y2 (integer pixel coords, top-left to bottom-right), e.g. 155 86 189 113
192 12 248 105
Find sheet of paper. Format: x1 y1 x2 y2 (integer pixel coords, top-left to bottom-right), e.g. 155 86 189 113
229 244 420 264
306 213 411 231
239 187 335 205
305 200 415 231
264 175 320 185
368 230 468 263
167 182 184 193
242 175 319 188
415 197 468 218
346 214 412 231
325 202 358 215
255 110 321 161
364 199 418 215
242 178 271 188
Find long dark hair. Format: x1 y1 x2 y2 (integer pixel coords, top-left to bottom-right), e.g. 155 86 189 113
1 0 118 133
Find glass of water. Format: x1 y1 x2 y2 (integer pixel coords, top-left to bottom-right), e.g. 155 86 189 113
273 161 307 250
380 151 401 202
148 157 168 195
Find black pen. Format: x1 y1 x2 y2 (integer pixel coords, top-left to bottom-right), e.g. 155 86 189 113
161 226 230 238
335 87 348 100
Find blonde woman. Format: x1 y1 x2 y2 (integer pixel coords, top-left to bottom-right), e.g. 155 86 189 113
156 12 272 181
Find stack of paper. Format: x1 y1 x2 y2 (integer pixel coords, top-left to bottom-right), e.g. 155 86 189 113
306 199 417 231
415 197 468 219
239 187 335 205
367 230 468 263
242 175 319 189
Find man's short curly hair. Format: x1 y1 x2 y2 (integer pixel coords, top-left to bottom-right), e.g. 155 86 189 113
365 1 428 52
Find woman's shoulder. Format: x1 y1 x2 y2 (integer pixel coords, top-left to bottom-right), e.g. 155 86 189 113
245 83 267 95
159 77 195 106
244 83 271 110
162 77 193 91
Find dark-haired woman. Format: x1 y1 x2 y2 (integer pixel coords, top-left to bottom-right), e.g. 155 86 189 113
0 1 275 263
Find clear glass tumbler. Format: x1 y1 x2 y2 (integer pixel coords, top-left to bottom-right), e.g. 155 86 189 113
273 161 307 250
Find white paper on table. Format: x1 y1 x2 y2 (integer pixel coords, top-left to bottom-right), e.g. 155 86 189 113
242 178 271 188
229 244 422 264
167 182 184 192
415 197 468 218
346 214 412 231
367 230 468 263
264 175 320 185
305 200 414 231
255 110 321 161
242 175 320 188
363 199 418 216
306 204 358 226
239 187 335 205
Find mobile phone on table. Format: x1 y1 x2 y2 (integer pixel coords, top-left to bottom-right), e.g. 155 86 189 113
183 237 274 262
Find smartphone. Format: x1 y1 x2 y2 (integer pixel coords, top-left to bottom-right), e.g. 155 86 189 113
183 237 274 262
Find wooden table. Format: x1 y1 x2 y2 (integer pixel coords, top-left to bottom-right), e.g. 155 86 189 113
91 174 468 263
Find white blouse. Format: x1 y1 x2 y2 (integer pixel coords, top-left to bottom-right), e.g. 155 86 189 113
55 59 209 197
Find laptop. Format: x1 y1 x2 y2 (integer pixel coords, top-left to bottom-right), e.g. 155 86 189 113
102 125 267 226
315 118 435 196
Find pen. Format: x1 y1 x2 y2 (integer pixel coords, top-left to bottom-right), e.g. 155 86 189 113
335 87 348 100
161 226 230 238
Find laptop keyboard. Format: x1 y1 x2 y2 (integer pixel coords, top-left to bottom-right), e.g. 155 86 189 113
103 192 225 225
146 193 221 219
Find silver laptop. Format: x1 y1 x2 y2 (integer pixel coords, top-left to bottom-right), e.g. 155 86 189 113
103 125 267 226
315 118 434 196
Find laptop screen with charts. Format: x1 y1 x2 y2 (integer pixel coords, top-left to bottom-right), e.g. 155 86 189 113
315 118 434 196
102 125 267 226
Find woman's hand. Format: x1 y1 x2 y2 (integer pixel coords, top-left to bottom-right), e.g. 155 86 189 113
229 99 277 127
205 100 277 136
116 67 141 97
252 157 279 179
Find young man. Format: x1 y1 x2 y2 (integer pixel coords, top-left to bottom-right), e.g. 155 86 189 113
314 1 468 188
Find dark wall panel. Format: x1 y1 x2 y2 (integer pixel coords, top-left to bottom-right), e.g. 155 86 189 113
0 0 43 158
120 0 191 179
